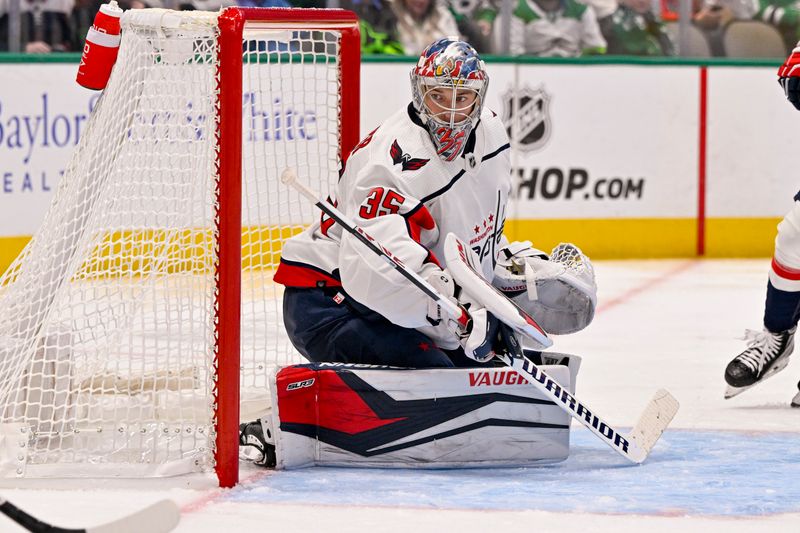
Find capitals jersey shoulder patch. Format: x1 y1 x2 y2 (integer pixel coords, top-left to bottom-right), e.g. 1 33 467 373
390 140 430 172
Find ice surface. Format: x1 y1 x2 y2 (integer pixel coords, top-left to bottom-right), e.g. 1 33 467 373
230 429 800 515
2 260 799 532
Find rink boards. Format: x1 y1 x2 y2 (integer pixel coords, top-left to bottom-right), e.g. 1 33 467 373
0 58 795 272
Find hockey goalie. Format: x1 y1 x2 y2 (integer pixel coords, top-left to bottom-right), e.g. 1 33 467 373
239 37 598 469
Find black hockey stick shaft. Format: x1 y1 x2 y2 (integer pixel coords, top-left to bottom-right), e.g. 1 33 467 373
0 497 180 533
281 168 470 330
494 322 645 461
446 236 677 463
1 498 81 532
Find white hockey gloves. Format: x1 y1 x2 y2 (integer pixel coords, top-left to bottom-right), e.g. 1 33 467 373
419 268 501 363
459 307 502 363
492 241 597 335
420 268 462 350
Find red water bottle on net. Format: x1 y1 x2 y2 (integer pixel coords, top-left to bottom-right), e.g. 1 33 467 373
76 0 124 90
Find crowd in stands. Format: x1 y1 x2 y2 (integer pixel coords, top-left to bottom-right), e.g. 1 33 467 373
0 0 795 57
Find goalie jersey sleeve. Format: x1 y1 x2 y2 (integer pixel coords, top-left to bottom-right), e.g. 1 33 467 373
274 104 512 329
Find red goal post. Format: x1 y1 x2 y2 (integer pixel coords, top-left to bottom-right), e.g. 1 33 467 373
216 6 361 488
0 7 360 488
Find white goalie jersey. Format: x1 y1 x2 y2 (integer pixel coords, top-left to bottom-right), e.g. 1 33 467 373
274 103 512 330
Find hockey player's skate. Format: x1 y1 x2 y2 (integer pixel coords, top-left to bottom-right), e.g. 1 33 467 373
792 381 800 408
724 328 796 399
238 419 276 467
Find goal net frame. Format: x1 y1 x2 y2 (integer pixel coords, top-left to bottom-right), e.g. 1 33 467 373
213 6 360 489
0 6 360 488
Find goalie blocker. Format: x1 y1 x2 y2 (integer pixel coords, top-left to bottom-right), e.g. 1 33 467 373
255 356 581 469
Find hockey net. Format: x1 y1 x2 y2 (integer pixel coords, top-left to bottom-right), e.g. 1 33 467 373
0 7 359 487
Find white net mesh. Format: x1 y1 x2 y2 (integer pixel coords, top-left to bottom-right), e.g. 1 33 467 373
239 26 341 397
0 9 344 478
549 243 595 281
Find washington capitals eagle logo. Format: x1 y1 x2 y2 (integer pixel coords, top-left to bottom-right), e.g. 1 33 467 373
390 140 429 171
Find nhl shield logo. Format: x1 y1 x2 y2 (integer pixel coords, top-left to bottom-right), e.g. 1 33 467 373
502 85 552 152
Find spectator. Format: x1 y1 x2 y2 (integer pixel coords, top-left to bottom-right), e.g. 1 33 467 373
341 0 405 54
682 0 756 56
0 0 75 52
693 3 731 31
235 0 286 7
660 0 689 20
659 0 752 26
389 0 461 56
446 0 494 52
601 0 675 55
71 0 169 51
755 0 800 52
70 0 102 51
117 0 162 9
579 0 617 24
491 0 607 56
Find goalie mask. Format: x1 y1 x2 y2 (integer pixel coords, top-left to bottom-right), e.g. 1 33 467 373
411 38 488 162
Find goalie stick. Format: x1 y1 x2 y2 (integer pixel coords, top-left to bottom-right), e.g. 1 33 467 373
0 497 180 533
281 168 679 463
443 233 679 463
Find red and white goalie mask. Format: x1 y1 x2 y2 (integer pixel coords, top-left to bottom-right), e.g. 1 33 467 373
411 38 488 162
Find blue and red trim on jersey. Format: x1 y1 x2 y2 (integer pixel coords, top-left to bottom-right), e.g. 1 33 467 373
402 202 443 268
772 257 800 281
273 258 342 288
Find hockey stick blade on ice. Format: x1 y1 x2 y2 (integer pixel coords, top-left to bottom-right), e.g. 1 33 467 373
282 168 679 463
496 323 678 463
0 497 180 533
444 233 679 463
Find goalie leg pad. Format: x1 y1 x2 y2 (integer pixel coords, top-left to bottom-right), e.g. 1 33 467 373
269 362 576 469
523 349 583 394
